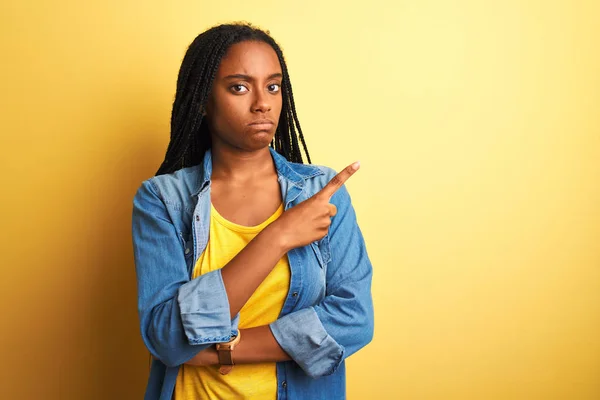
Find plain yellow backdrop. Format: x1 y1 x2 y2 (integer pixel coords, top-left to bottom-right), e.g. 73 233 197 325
1 0 599 399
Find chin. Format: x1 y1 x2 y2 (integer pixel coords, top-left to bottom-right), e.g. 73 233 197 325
247 130 276 147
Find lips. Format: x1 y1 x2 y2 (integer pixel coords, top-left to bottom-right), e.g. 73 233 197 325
248 119 275 131
248 119 275 126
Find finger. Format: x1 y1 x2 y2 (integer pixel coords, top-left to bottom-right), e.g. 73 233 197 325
319 162 360 199
328 203 337 217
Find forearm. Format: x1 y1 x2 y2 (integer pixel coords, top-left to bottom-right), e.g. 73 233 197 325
220 224 288 319
184 325 291 366
235 325 291 363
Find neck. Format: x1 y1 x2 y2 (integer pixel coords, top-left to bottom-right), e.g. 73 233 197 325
210 142 275 181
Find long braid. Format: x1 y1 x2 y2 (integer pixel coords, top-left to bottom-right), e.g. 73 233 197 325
266 37 311 164
180 35 232 166
156 22 312 176
280 60 312 164
162 33 229 171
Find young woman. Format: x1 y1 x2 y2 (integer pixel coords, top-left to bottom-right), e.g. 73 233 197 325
132 22 374 400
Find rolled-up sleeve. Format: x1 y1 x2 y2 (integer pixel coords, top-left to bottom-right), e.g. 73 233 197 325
132 180 239 367
177 270 240 344
270 183 374 378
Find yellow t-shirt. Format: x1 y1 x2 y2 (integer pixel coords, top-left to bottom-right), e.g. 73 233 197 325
174 203 290 400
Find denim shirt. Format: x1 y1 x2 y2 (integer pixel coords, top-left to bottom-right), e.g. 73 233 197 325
132 148 374 400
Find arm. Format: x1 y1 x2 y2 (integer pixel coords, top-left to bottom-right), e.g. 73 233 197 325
269 184 374 378
184 326 292 366
132 180 287 367
186 184 374 373
220 227 288 319
134 164 364 368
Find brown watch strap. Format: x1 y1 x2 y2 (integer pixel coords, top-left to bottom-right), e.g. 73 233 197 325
218 364 234 375
216 332 241 375
218 348 234 365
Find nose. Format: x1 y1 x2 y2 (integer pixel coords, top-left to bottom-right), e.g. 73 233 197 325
251 89 272 113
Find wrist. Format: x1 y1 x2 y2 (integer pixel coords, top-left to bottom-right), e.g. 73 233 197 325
263 220 290 254
206 346 219 365
186 345 219 367
216 331 242 375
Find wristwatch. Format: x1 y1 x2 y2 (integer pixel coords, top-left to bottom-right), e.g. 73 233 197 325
216 331 241 375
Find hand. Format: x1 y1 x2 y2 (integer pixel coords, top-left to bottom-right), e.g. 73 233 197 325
185 345 219 367
271 161 360 251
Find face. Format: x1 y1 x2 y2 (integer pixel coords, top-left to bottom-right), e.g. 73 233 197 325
204 40 283 152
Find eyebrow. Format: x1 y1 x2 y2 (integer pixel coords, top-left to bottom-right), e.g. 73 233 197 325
223 73 283 81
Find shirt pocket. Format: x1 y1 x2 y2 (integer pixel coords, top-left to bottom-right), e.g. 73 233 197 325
310 234 331 269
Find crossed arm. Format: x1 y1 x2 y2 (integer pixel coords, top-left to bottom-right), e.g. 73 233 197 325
132 165 373 377
185 325 290 367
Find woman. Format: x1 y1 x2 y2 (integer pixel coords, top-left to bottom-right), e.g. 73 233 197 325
132 22 374 400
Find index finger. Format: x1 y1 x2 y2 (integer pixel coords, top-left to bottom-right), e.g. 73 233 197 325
319 161 360 199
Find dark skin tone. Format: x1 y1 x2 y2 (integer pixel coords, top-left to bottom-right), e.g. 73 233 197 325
184 40 360 367
206 40 284 229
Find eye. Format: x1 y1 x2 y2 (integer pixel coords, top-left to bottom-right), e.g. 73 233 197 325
231 84 249 93
268 83 281 93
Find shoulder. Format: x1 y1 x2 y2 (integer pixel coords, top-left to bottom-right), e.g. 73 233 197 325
285 161 352 203
133 165 202 208
309 164 338 189
284 161 336 185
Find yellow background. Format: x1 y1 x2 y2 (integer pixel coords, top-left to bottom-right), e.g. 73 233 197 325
1 0 599 399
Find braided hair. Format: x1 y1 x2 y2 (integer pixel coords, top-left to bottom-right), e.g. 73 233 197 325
155 22 311 176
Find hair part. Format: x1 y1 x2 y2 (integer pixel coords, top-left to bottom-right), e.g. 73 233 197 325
155 22 311 176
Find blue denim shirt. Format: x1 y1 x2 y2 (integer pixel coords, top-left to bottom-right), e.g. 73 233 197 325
132 148 374 400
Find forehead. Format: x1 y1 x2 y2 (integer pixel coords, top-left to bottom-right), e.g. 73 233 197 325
217 40 282 77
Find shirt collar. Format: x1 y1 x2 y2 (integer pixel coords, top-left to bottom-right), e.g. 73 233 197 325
192 147 323 196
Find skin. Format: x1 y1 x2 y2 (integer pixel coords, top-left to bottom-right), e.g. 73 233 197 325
184 40 360 367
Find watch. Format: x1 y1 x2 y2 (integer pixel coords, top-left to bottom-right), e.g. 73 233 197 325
216 331 241 375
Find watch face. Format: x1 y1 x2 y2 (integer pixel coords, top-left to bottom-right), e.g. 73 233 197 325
217 333 240 350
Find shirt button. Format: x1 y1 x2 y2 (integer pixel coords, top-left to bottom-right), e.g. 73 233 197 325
282 381 287 388
185 248 191 255
292 292 298 297
195 215 200 221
